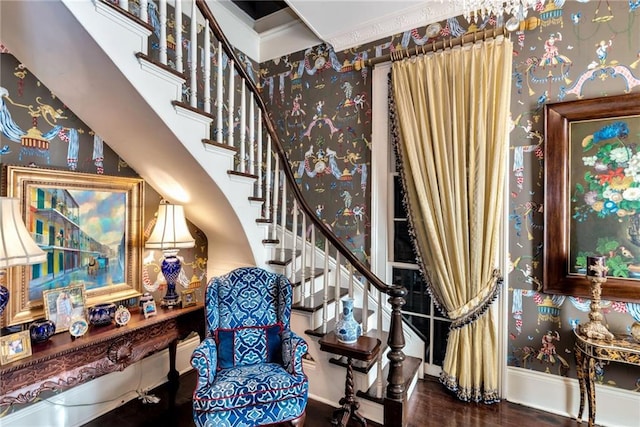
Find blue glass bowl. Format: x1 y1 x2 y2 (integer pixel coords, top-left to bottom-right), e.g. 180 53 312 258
88 303 117 326
30 318 56 343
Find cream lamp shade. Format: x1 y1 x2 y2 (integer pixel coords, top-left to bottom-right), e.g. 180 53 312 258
145 201 195 251
144 200 195 308
0 197 47 316
0 197 47 268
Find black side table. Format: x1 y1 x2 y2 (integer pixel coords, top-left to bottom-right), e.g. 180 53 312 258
319 331 382 427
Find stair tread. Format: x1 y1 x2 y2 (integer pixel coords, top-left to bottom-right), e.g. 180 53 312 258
356 355 422 404
267 248 299 265
292 288 348 313
291 267 325 285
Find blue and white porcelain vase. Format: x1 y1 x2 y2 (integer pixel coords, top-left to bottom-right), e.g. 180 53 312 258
335 297 362 344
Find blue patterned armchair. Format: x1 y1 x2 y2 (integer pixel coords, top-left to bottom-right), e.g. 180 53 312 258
191 267 309 427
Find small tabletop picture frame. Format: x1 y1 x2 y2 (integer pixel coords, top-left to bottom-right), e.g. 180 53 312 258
0 330 32 365
142 300 157 319
42 283 87 334
181 289 197 308
69 317 89 339
114 305 131 326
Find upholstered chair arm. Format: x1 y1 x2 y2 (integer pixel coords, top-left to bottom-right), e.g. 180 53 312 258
191 337 218 387
281 329 308 376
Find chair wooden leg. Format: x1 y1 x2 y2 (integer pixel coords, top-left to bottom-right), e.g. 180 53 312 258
289 412 306 426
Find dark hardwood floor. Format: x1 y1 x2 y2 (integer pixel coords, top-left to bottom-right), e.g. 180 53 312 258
83 370 579 426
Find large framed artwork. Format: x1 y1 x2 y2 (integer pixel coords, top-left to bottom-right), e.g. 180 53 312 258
544 92 640 302
2 165 144 325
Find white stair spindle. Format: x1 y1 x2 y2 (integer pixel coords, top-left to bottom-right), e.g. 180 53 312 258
362 279 369 334
140 0 148 22
334 253 341 321
174 0 182 73
348 264 354 298
279 178 287 263
291 199 299 300
227 59 234 147
322 238 329 334
257 111 264 198
189 0 197 108
249 95 255 177
300 212 307 300
309 224 316 308
159 0 167 65
216 42 223 144
240 83 246 172
270 152 278 240
119 0 128 13
203 20 211 114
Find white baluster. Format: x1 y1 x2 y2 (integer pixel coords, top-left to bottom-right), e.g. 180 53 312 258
279 179 287 266
140 0 148 22
362 279 369 334
239 83 246 173
300 212 307 301
334 253 341 321
291 199 299 301
119 0 128 12
203 20 211 114
348 264 354 298
257 111 263 198
227 60 234 147
159 0 167 65
270 152 278 240
322 238 329 334
174 0 182 73
189 0 197 108
309 224 315 308
216 42 223 144
249 96 255 177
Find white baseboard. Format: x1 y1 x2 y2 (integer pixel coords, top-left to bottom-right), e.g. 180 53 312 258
2 335 200 427
507 366 640 427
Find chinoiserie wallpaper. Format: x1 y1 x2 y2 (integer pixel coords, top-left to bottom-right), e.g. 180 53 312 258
0 51 208 323
258 0 640 392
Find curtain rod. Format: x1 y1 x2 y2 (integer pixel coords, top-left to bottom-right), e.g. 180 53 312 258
367 26 508 67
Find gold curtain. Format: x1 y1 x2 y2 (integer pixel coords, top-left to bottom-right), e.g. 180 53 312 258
390 37 513 403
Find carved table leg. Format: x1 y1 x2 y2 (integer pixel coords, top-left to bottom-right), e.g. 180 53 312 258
168 339 180 405
331 357 367 427
585 357 596 427
575 348 586 422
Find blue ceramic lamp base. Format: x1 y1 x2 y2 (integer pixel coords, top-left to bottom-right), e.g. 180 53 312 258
161 255 182 308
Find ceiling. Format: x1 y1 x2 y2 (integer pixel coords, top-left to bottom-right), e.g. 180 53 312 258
222 1 463 61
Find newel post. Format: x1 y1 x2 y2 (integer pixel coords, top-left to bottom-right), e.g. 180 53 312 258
384 285 407 427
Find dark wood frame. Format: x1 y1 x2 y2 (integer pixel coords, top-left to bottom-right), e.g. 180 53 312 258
544 92 640 302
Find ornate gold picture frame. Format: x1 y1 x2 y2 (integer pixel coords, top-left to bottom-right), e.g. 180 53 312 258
2 165 144 326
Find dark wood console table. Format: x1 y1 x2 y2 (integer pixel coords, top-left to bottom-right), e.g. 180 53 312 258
319 331 381 427
0 303 204 411
573 329 640 427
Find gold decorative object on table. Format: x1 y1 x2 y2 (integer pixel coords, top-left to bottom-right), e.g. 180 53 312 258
578 256 614 341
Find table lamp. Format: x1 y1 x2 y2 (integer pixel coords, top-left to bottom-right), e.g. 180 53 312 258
145 201 195 308
0 197 47 315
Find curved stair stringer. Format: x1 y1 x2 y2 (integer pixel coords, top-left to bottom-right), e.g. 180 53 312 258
0 0 271 277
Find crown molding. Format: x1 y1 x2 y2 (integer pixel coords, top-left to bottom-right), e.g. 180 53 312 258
325 2 461 52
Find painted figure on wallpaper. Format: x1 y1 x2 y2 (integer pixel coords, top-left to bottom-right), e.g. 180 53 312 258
560 30 640 99
0 86 65 163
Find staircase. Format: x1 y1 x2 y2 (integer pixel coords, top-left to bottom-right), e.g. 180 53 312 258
0 1 422 425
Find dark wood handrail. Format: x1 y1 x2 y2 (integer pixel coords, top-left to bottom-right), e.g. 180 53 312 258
194 0 392 295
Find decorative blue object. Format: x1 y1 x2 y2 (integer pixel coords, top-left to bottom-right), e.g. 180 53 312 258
160 255 181 307
191 267 309 427
29 318 56 344
335 297 362 344
88 303 117 326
